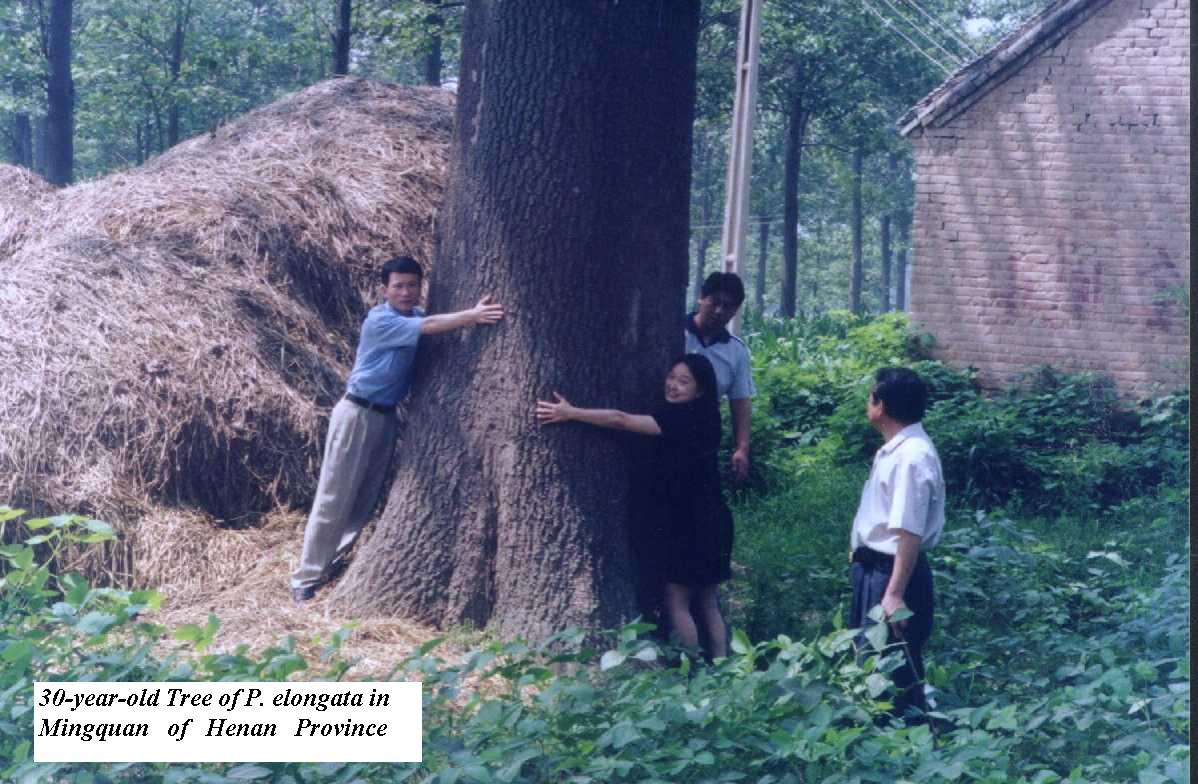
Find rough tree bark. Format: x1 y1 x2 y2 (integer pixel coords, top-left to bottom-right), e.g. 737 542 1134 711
45 0 73 186
848 145 863 314
330 0 700 640
333 0 352 75
780 85 807 318
754 216 769 312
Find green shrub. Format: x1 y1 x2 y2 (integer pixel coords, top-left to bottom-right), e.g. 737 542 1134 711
726 465 865 642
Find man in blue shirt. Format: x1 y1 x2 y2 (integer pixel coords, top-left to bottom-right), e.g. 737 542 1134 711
291 256 503 602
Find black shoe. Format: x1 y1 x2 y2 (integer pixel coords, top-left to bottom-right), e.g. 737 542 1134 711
291 585 318 604
326 558 350 582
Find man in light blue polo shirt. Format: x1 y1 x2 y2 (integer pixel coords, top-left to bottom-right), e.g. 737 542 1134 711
685 272 755 482
291 256 503 602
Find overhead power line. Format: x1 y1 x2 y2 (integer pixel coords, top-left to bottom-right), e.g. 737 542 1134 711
859 0 955 75
874 0 965 67
900 0 981 59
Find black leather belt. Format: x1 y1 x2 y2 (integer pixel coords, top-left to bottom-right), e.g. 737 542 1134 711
345 393 394 415
852 547 895 568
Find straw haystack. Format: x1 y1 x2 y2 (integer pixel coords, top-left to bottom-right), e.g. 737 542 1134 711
0 164 55 260
0 77 453 587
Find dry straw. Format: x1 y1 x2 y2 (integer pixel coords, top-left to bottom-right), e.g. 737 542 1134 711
0 78 452 607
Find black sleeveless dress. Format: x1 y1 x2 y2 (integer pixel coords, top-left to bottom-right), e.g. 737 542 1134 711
647 399 734 585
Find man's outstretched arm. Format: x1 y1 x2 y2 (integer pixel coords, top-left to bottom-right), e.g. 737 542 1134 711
420 296 504 335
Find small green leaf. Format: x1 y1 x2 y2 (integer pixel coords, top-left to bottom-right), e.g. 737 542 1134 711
865 672 890 697
418 636 446 655
76 612 117 636
731 629 752 655
226 764 274 780
600 650 626 670
865 623 888 652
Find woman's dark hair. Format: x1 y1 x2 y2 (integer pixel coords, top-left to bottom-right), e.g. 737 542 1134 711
380 256 423 286
871 366 928 424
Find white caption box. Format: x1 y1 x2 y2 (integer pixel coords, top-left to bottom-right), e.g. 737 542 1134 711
34 682 421 763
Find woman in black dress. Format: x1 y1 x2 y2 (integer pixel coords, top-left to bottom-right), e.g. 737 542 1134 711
535 354 733 658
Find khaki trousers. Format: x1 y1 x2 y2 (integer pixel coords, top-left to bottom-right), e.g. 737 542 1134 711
291 398 397 590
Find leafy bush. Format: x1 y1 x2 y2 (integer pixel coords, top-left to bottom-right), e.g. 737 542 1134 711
736 313 1186 518
1 485 1189 783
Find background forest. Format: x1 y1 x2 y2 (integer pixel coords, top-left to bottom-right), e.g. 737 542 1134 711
2 0 1045 317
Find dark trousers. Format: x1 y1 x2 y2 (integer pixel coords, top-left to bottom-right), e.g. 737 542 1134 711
850 547 934 720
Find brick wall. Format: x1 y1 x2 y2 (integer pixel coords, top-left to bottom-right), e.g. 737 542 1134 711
908 0 1189 397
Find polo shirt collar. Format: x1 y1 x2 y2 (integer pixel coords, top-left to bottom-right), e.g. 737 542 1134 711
879 422 927 456
686 313 731 346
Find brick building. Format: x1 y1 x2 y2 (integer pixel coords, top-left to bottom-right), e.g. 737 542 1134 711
898 0 1189 397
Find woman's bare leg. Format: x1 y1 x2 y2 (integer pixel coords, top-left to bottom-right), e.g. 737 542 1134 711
665 582 699 651
696 584 728 659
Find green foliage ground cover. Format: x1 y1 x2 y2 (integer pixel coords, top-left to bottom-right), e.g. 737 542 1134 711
1 312 1188 782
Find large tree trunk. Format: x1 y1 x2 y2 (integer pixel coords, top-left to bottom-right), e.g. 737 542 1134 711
45 0 73 186
330 0 700 640
754 216 769 312
422 2 443 86
896 212 909 311
780 87 806 318
333 0 352 75
848 145 863 314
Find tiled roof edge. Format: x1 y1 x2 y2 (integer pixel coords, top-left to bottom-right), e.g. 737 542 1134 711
897 0 1114 136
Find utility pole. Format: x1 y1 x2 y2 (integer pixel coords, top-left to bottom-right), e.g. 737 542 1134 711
719 0 763 334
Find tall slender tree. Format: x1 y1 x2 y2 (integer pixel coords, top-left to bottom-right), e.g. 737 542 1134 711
421 0 443 86
166 0 194 148
331 0 701 639
691 129 716 306
333 0 352 75
44 0 72 185
848 144 863 314
755 215 769 311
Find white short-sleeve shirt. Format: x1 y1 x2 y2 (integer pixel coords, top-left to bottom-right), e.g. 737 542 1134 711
850 423 946 555
684 315 755 400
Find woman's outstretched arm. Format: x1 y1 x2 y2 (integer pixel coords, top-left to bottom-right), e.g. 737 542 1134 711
535 392 662 436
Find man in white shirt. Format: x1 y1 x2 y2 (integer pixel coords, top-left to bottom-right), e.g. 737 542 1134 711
684 272 755 482
849 366 945 720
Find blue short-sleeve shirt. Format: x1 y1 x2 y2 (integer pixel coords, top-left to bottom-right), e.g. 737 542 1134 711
684 314 756 400
345 304 425 407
